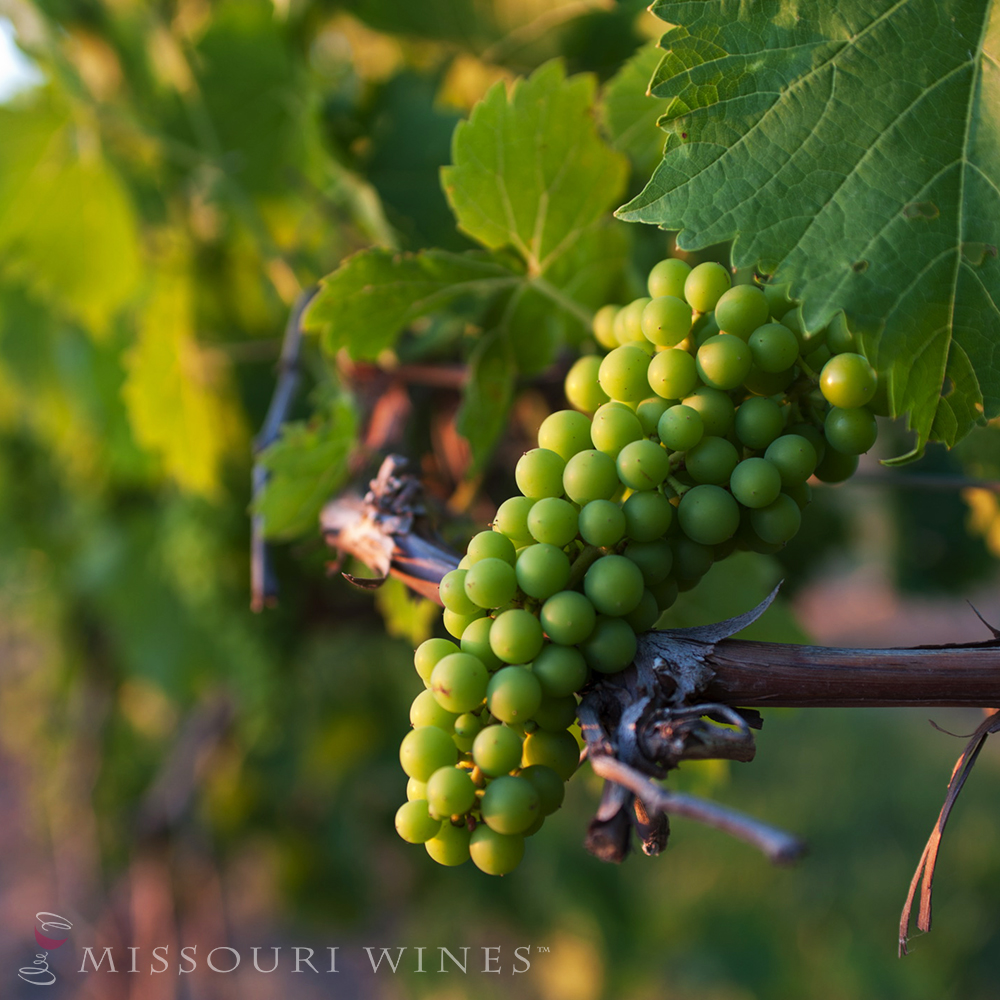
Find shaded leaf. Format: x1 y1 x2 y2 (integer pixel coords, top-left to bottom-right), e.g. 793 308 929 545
456 330 517 470
305 247 520 359
255 392 358 539
617 0 1000 451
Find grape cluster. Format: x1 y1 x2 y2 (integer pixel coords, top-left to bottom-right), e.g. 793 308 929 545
397 257 879 875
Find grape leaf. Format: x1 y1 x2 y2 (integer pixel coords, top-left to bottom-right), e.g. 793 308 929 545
442 59 628 276
600 42 671 177
305 247 520 359
617 0 1000 453
455 330 517 470
254 392 358 539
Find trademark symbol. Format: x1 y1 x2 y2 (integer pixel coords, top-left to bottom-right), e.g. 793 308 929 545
536 946 550 953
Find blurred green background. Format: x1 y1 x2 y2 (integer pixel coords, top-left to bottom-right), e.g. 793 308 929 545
2 2 1000 998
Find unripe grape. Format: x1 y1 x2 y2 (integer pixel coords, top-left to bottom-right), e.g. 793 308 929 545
564 355 609 413
648 348 699 399
530 641 589 696
538 587 597 647
584 554 646 615
460 615 503 671
414 638 459 684
493 496 535 544
641 295 693 346
743 365 797 397
519 764 566 815
410 689 459 730
467 529 517 565
696 333 753 390
677 484 740 545
400 726 458 781
563 449 619 504
735 396 785 450
750 493 802 544
624 539 673 585
522 729 580 780
442 608 484 639
453 712 482 750
814 447 859 483
578 499 627 547
592 304 621 350
395 800 442 844
425 821 471 866
591 403 643 457
464 557 517 609
599 345 653 402
616 439 670 491
624 588 660 631
714 284 769 340
825 406 877 455
473 724 523 776
648 257 691 299
515 448 566 499
649 576 679 611
622 490 674 541
470 825 525 875
730 457 783 509
658 404 704 451
527 497 578 547
531 693 578 732
636 397 671 436
426 765 477 819
538 409 593 461
617 297 652 344
490 609 544 664
670 535 714 582
685 436 739 485
481 775 541 834
487 666 543 724
749 322 800 372
406 777 427 801
431 652 489 714
440 569 478 615
684 261 731 312
579 615 637 673
764 434 818 487
682 386 735 436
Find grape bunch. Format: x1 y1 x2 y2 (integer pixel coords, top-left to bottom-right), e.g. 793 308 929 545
396 256 880 875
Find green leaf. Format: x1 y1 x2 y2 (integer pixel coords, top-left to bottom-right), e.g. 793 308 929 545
617 0 1000 451
374 577 439 647
304 247 520 359
455 330 517 471
600 42 671 177
442 59 628 276
255 392 358 539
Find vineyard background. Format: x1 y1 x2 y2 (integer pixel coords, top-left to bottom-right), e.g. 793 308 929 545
1 1 1000 997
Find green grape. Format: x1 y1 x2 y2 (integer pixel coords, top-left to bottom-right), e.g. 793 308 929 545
530 641 589 696
473 724 524 776
814 447 859 482
515 542 571 599
430 652 489 714
592 303 621 350
425 821 471 866
788 422 827 464
743 365 797 396
785 481 813 510
636 397 671 436
578 499 627 547
410 689 459 730
591 403 644 457
563 449 619 504
641 295 693 347
493 496 535 544
825 406 877 455
539 591 598 648
684 261 731 312
819 353 877 408
692 311 722 346
748 322 800 372
490 609 544 664
649 576 679 611
467 529 517 565
617 297 652 344
584 554 645 616
826 312 856 354
470 825 525 875
682 386 735 436
522 729 580 780
714 284 769 340
515 448 566 500
671 536 715 580
624 588 660 631
414 638 459 684
580 615 637 674
598 345 652 402
678 484 740 545
647 257 691 299
538 409 593 461
440 569 479 615
617 439 670 491
736 514 784 555
685 436 739 485
696 334 753 390
657 404 704 451
527 498 578 548
519 764 565 815
622 490 673 542
400 726 458 781
464 557 517 609
624 539 673 585
487 665 543 724
648 347 699 400
762 281 796 319
531 693 578 732
395 800 442 844
426 765 477 819
804 345 832 371
730 457 783 509
442 608 484 639
460 616 503 671
750 493 802 544
564 355 610 414
764 434 818 487
453 712 482 751
406 777 427 801
735 396 785 450
481 775 541 835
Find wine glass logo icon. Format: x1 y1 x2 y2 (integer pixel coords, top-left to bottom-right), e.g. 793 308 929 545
34 913 72 950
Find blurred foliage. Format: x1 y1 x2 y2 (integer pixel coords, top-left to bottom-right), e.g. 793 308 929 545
0 2 998 999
